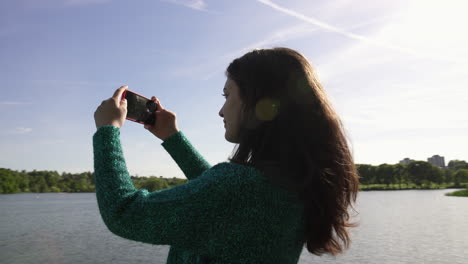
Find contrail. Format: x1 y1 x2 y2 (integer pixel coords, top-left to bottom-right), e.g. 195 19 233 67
256 0 458 62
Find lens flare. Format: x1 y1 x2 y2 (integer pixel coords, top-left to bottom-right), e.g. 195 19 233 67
255 98 280 121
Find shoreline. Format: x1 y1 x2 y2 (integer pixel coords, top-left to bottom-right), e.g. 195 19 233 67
3 186 468 194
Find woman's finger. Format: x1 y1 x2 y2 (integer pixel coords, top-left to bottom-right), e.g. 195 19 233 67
112 85 128 104
151 96 163 109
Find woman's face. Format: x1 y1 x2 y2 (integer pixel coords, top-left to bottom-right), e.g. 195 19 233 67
219 78 243 143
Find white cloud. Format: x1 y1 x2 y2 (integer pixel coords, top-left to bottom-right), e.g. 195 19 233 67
222 23 318 60
169 23 319 80
0 101 31 105
197 14 400 81
165 0 410 81
256 0 464 63
19 0 111 8
160 0 207 11
15 127 33 134
376 0 468 62
252 0 468 164
38 139 66 145
64 0 111 6
0 127 33 135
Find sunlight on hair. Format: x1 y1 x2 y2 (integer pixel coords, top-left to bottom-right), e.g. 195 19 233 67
255 97 280 121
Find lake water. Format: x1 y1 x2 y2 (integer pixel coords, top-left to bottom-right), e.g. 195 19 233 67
1 190 467 264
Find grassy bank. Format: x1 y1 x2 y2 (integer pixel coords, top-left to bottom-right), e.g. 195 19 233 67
445 189 468 197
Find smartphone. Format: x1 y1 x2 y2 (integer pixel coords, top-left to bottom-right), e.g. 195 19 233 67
121 90 158 126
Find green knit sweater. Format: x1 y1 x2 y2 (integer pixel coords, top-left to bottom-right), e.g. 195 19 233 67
93 125 305 264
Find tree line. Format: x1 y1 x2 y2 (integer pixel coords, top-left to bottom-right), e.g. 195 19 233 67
0 169 188 194
357 160 468 189
1 160 467 194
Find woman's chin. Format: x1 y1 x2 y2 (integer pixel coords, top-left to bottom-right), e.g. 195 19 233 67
224 131 232 142
224 133 231 142
224 132 239 143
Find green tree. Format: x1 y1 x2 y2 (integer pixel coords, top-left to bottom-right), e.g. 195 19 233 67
139 177 170 192
35 176 50 193
50 186 61 192
16 171 30 192
447 160 468 171
393 164 408 188
75 172 94 192
356 164 376 185
28 171 51 193
407 161 433 186
454 169 468 186
427 166 444 185
0 169 20 193
167 177 188 187
407 161 444 187
444 169 454 184
377 164 395 187
44 171 60 189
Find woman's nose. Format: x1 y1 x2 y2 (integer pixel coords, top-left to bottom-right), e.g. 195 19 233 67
219 106 224 118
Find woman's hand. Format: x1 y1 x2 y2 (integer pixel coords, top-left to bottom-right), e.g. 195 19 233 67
94 86 128 129
144 96 179 141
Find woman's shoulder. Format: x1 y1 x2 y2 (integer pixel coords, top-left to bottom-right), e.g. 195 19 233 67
207 161 264 183
208 161 302 203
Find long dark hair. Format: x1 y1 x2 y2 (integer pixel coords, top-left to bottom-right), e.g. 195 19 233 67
226 47 359 256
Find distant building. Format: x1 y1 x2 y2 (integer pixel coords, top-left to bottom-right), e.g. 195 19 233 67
428 155 445 168
399 158 415 165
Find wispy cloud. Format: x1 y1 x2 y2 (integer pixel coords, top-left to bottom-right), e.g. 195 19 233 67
14 127 33 134
223 23 318 59
38 139 66 145
30 79 123 92
0 126 33 135
256 0 461 63
172 13 388 81
20 0 111 8
64 0 111 6
169 23 318 80
203 24 319 80
0 101 31 105
160 0 207 11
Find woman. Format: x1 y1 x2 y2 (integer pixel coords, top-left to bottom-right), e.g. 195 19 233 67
93 47 359 264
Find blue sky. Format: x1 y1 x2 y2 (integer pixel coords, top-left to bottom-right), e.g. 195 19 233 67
1 0 467 178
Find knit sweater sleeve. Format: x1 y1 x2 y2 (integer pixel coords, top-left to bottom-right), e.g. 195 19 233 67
93 126 252 259
161 131 211 180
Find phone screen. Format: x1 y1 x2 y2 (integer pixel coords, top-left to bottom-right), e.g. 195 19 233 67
123 90 157 125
